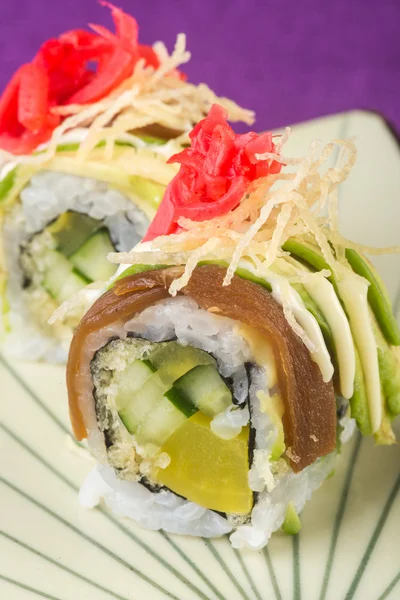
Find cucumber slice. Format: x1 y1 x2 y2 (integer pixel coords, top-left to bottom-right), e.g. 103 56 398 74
42 250 87 301
114 359 155 412
164 388 198 418
70 229 117 281
134 396 187 446
171 365 232 417
148 342 215 386
118 372 166 434
47 212 102 257
58 271 90 302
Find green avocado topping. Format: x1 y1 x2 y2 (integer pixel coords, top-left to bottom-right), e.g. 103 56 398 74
345 248 400 346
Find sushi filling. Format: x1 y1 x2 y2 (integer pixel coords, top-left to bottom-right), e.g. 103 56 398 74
92 337 256 515
20 212 124 330
90 297 285 519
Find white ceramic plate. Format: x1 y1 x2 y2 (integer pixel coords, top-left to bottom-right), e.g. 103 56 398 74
1 110 399 600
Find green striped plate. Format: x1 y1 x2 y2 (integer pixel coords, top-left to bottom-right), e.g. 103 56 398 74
1 111 399 600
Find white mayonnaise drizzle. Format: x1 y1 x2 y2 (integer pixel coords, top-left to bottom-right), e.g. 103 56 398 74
270 276 334 383
303 275 355 399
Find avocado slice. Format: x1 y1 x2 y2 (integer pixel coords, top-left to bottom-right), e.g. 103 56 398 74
372 318 400 418
288 262 370 434
378 346 400 417
132 133 167 145
283 238 399 435
367 314 398 444
282 502 302 535
199 260 273 291
128 176 166 207
282 238 344 300
350 347 372 436
0 135 167 208
112 263 170 286
284 239 399 347
43 135 165 154
345 248 400 346
283 238 333 276
115 259 274 292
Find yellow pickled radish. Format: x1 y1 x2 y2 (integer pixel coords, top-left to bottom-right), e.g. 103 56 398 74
155 411 253 515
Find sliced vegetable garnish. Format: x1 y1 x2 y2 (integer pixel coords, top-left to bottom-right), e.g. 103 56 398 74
113 263 169 285
349 348 372 436
345 248 400 346
144 104 282 240
282 238 334 280
199 260 273 291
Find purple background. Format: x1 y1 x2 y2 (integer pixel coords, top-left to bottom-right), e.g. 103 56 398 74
0 0 399 132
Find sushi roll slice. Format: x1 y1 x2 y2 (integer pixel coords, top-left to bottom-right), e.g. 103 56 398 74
0 4 253 362
1 140 173 362
66 105 400 548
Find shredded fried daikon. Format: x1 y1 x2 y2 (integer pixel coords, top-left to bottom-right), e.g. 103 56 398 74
0 33 254 174
108 131 400 349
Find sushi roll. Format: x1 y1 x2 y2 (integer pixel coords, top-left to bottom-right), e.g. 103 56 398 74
0 4 253 362
66 105 400 548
